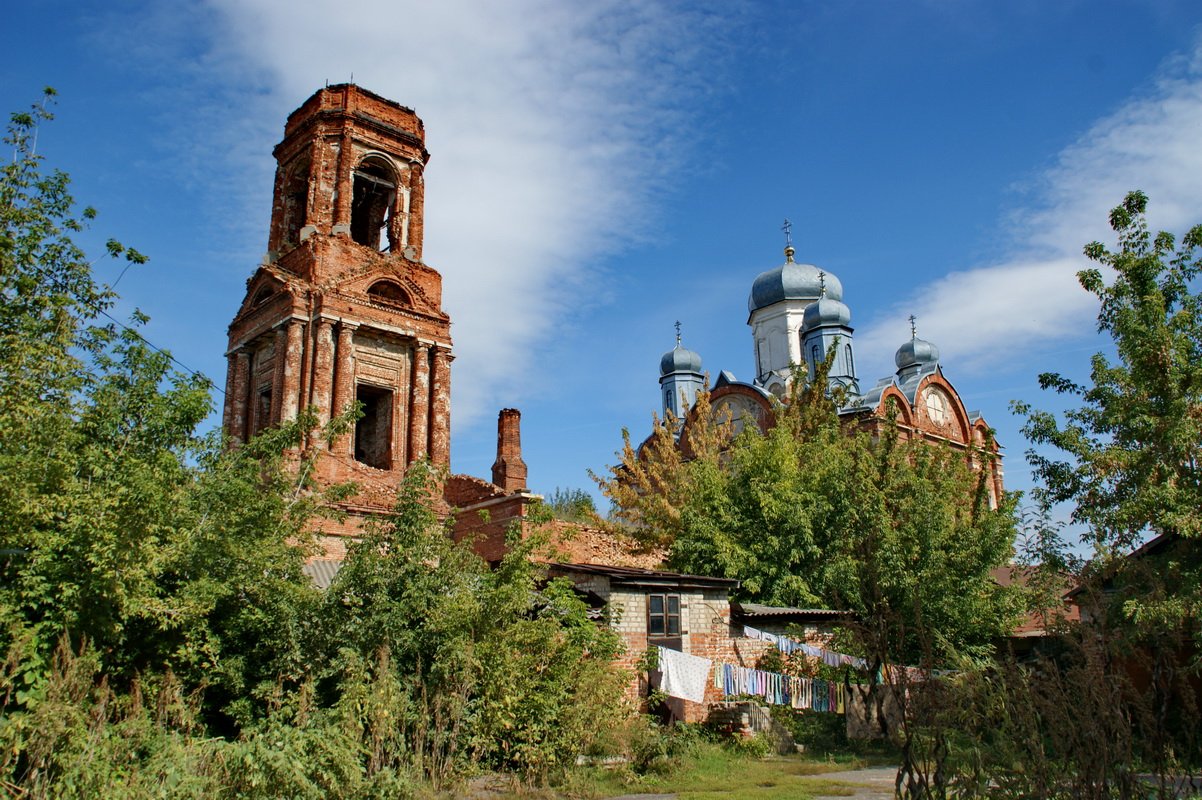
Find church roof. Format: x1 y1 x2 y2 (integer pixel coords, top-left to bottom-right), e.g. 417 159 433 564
660 342 703 377
747 246 844 314
896 335 940 371
802 295 851 330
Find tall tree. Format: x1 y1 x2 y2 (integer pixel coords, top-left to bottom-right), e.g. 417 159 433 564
1015 190 1202 628
597 366 1019 666
0 92 330 719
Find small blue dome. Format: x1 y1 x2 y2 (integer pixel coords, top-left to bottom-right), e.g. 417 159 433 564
803 296 851 331
895 337 940 371
660 343 703 377
748 247 844 314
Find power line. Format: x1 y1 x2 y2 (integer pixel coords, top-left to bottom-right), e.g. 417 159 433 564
94 305 226 397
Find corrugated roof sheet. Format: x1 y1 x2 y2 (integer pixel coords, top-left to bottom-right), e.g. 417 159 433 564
733 602 851 620
548 562 739 590
302 559 343 590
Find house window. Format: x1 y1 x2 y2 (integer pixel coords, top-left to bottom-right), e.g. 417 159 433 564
354 384 393 469
648 593 681 638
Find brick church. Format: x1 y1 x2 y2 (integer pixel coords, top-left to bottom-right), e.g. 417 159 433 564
657 240 1004 509
220 84 619 564
221 85 1006 723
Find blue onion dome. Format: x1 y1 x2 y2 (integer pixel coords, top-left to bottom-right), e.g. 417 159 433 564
748 246 844 314
895 335 940 371
660 342 703 377
803 295 851 331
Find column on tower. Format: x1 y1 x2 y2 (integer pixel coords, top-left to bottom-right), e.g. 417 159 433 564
222 352 237 434
229 350 252 445
408 342 430 462
309 319 335 445
429 346 451 466
270 325 289 425
330 322 358 456
278 319 304 423
407 162 425 260
332 129 354 235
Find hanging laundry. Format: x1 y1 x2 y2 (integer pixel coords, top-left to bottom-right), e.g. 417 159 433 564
656 647 712 703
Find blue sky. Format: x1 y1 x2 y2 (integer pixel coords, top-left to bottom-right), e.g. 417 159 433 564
5 0 1202 517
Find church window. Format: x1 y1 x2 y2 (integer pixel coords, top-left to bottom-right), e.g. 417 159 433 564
350 157 397 251
845 344 854 376
354 384 394 469
366 280 412 308
281 158 309 247
665 389 674 414
924 388 950 425
648 593 681 637
254 387 273 434
811 344 821 370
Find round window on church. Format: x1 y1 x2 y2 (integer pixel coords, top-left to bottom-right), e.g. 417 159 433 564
924 387 950 426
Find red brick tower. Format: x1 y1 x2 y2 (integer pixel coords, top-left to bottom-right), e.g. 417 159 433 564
222 85 452 545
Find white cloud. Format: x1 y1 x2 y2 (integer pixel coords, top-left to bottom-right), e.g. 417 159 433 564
855 37 1202 377
198 0 735 428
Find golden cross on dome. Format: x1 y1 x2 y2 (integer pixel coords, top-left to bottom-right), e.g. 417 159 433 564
675 320 682 345
781 218 793 248
818 271 827 297
909 314 918 339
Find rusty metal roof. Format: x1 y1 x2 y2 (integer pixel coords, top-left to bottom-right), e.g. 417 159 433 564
547 562 738 590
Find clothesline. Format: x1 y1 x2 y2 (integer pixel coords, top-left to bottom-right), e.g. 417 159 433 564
742 625 867 669
742 626 946 682
654 645 855 714
715 661 848 713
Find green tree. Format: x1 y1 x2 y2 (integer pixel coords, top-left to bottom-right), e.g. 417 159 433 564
0 91 332 723
597 366 1019 667
316 464 626 783
544 486 598 522
1015 190 1202 627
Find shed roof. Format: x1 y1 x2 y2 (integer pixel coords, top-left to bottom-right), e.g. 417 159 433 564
302 558 342 590
732 602 852 621
548 562 739 591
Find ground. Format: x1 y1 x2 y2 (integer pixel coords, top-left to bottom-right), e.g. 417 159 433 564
459 751 897 800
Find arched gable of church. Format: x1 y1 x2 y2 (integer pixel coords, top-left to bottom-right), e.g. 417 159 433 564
912 373 971 444
328 260 443 318
677 385 773 458
873 385 914 427
232 268 292 323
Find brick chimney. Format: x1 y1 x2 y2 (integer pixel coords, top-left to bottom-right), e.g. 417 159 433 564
491 408 528 491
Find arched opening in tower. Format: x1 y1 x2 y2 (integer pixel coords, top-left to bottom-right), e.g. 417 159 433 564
350 158 396 252
281 158 309 248
354 383 394 469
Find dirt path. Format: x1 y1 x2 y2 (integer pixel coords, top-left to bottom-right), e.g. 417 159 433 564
806 765 898 799
603 765 899 800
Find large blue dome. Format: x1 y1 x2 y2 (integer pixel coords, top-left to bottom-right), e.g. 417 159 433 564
748 247 844 314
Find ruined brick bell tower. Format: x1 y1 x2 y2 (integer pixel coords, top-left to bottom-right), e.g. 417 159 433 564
222 85 452 543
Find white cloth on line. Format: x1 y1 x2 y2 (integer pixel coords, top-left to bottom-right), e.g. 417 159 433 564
657 646 712 703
